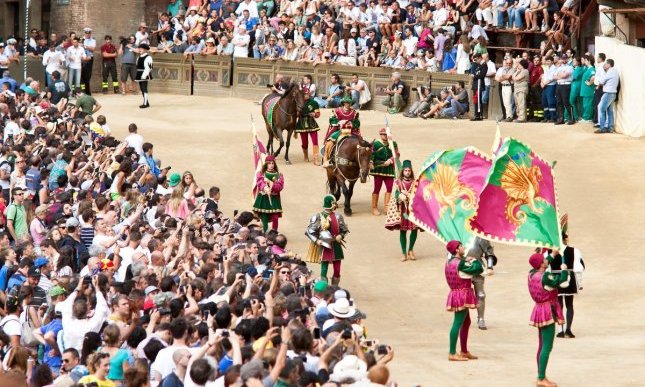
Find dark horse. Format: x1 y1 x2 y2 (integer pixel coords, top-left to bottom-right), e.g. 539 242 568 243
261 83 305 164
326 135 373 216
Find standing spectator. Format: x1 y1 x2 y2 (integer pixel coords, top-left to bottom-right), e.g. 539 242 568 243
167 0 185 17
232 26 251 57
553 55 573 125
42 44 65 87
119 36 138 95
7 187 28 243
47 70 70 107
540 55 557 122
591 52 605 124
381 72 407 114
135 23 150 46
528 56 544 121
65 37 85 92
454 35 472 74
482 53 496 112
595 59 618 134
579 54 595 122
471 53 486 121
569 56 584 123
0 43 9 74
100 35 119 94
495 57 514 121
512 59 530 122
81 28 96 95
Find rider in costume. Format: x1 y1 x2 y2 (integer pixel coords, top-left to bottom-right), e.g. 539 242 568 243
445 240 483 362
252 155 284 233
370 128 398 216
528 252 568 387
384 160 419 262
305 195 349 286
322 95 361 167
295 87 321 165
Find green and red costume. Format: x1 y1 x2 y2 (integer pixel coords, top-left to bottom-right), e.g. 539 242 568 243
325 106 361 142
528 253 568 383
445 241 483 357
385 160 420 260
252 160 284 232
296 97 321 162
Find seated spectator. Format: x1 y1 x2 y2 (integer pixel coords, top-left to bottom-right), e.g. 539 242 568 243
200 37 218 55
403 85 434 118
381 71 408 114
348 73 371 110
420 88 451 119
217 35 234 55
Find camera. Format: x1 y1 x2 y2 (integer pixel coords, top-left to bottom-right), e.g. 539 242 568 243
377 345 388 355
158 307 171 315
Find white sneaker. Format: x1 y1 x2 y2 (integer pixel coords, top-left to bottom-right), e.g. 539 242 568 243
478 318 487 330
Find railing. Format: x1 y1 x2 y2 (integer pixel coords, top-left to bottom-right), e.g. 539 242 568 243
17 53 500 116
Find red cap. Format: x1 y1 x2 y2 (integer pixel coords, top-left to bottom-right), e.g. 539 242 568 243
265 155 276 162
446 240 461 255
529 253 544 269
143 298 155 311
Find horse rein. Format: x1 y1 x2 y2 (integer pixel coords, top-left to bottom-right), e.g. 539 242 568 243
334 143 369 183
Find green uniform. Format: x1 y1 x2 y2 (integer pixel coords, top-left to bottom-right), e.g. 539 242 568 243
569 66 585 121
370 140 398 177
252 171 283 214
580 65 596 121
296 99 320 133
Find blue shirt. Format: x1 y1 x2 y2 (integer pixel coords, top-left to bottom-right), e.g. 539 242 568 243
7 272 25 290
209 0 223 12
39 319 63 368
0 265 10 291
25 167 41 194
244 17 259 31
0 76 17 92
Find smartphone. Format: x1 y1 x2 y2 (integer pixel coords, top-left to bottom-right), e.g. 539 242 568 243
377 345 388 355
313 327 321 339
202 309 210 320
221 330 230 337
262 269 274 279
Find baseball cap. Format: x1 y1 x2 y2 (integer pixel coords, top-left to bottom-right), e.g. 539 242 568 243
50 285 67 297
144 286 159 296
34 257 49 268
83 27 92 33
28 266 41 278
0 43 5 48
313 280 328 293
66 217 80 228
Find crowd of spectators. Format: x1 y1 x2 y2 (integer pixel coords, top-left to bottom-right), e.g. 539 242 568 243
0 57 397 387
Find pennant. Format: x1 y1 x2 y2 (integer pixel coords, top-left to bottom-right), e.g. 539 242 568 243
251 115 267 200
408 147 492 247
469 138 561 249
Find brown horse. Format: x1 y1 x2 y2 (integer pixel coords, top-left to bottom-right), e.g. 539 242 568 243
326 135 373 216
261 83 305 164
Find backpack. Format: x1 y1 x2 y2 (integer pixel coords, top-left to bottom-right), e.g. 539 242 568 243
45 202 64 227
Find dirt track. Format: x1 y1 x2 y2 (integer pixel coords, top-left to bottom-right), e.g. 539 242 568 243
101 94 645 386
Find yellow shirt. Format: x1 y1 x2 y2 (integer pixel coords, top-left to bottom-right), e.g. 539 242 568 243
90 122 105 138
78 375 116 387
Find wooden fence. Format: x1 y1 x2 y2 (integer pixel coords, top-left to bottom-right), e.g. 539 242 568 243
15 52 499 117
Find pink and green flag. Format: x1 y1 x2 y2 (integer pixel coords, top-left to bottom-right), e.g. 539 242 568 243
408 147 492 246
469 138 561 248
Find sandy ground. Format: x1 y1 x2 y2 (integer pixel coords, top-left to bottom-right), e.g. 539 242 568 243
99 93 645 386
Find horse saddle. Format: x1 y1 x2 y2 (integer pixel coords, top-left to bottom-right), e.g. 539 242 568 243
333 136 358 167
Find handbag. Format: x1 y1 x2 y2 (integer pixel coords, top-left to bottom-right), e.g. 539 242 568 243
21 307 40 347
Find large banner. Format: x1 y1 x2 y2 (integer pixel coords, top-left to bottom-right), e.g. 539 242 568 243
408 147 492 247
469 138 561 248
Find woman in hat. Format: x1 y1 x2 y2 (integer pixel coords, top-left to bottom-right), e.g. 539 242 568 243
322 95 361 168
444 240 483 361
370 128 399 216
252 155 284 233
528 251 568 387
385 160 419 262
135 43 153 109
295 86 321 165
305 194 349 285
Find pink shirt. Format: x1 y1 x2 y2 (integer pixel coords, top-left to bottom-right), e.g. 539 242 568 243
165 199 190 220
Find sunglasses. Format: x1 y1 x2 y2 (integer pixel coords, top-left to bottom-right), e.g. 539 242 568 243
14 192 24 196
280 270 290 275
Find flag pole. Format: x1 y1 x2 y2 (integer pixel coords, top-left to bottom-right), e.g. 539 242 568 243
384 115 399 177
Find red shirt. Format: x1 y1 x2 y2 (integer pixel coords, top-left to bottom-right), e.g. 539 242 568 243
530 65 544 87
101 43 117 62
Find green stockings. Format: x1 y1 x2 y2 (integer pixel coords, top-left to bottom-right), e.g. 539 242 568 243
537 324 555 380
260 213 270 233
449 310 468 354
321 261 329 278
399 230 418 255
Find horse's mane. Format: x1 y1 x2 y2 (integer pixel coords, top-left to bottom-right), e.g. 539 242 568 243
280 83 297 99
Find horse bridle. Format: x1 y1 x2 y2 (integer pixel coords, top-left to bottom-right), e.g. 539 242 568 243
334 143 369 183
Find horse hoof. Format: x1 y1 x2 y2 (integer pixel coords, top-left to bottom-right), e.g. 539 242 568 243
285 160 292 165
344 209 352 216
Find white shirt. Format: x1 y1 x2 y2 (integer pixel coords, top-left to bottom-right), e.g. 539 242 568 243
235 0 259 18
124 133 145 156
485 60 497 86
56 290 109 351
433 8 448 26
42 49 65 74
83 37 97 58
232 33 250 58
403 36 419 56
593 62 606 86
114 245 141 282
3 121 18 142
66 46 86 69
152 344 189 380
